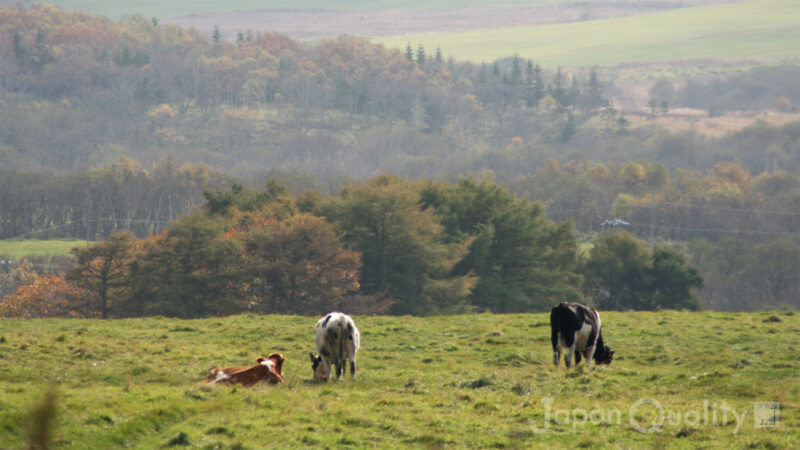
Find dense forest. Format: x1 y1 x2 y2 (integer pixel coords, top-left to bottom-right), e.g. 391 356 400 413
2 4 798 179
1 174 796 316
0 176 714 318
0 4 798 313
649 65 800 115
2 156 797 243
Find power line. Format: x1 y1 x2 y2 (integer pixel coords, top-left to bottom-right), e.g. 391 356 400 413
91 218 173 225
658 202 800 216
1 218 173 241
549 202 799 217
625 222 796 236
0 223 73 241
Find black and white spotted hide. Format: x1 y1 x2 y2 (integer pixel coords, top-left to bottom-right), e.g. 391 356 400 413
310 312 360 381
550 302 613 368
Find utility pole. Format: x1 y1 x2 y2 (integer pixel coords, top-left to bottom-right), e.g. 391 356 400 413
86 206 91 245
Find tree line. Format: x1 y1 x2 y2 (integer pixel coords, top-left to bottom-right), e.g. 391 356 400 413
3 156 796 244
2 156 796 313
0 176 708 318
649 65 800 116
508 157 799 243
0 158 233 240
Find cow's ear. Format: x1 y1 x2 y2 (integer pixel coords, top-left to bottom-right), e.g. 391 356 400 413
309 353 316 363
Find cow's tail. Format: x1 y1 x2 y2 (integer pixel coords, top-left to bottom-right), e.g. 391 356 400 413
337 320 346 364
550 306 561 350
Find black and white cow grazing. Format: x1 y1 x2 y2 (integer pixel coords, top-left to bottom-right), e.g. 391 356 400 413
310 312 360 381
550 302 613 368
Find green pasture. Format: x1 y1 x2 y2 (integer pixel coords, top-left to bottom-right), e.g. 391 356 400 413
374 0 800 66
0 311 797 448
44 0 693 20
0 239 82 259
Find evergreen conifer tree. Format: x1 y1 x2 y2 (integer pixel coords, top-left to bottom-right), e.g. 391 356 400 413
416 44 426 66
405 43 414 62
212 25 223 43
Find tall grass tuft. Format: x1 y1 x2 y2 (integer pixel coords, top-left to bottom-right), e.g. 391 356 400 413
27 387 58 450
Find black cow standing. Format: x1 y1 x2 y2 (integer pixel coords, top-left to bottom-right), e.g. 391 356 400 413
550 302 614 368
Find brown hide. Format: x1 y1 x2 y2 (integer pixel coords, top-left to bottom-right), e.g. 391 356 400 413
206 353 285 386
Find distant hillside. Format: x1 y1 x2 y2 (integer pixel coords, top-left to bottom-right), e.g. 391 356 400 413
20 0 731 20
374 0 800 66
1 4 799 180
17 0 738 43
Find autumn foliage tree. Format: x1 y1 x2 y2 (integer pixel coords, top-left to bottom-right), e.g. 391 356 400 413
123 214 243 318
232 212 362 314
0 271 87 318
0 260 39 300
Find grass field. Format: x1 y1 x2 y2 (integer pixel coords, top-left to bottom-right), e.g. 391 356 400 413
374 0 800 66
0 239 83 259
0 311 797 448
38 0 798 67
44 0 699 19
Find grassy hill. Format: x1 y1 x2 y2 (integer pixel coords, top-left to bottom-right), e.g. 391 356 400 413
36 0 798 65
42 0 699 19
374 0 800 66
0 311 796 447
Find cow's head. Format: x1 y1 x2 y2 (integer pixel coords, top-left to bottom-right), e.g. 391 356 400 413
256 356 275 372
594 345 614 365
266 353 285 376
309 353 327 380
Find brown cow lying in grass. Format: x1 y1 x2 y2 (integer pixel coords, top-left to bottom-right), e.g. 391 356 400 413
206 353 285 386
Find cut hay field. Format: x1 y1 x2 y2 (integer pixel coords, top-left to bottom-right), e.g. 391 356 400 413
0 311 797 448
374 0 800 66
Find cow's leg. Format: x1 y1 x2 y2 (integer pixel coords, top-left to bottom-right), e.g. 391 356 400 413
350 357 357 379
323 358 333 381
574 351 582 366
564 345 575 368
335 358 343 379
585 345 596 369
552 331 561 367
564 331 576 368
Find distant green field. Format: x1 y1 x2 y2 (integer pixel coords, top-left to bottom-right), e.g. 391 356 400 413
39 0 574 19
43 0 711 19
0 311 796 448
374 0 800 66
0 239 82 259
